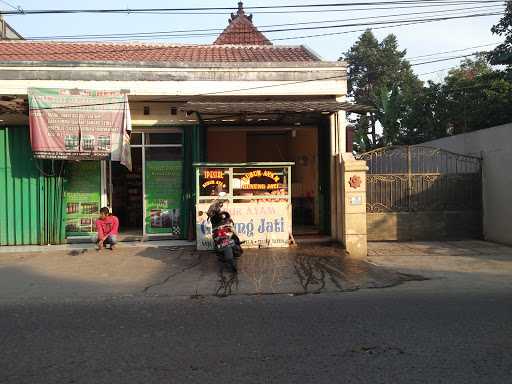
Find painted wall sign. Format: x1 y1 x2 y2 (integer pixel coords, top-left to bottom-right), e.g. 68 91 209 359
28 88 131 164
145 160 183 237
64 162 101 237
196 202 291 250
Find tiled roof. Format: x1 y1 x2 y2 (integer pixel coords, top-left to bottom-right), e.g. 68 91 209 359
0 41 319 63
214 2 271 45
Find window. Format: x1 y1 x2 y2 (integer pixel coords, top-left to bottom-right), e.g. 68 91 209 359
145 132 182 145
130 132 142 145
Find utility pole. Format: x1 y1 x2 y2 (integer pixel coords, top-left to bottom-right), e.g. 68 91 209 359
0 15 5 39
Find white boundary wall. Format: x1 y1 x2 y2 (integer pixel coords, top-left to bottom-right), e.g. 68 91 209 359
424 123 512 245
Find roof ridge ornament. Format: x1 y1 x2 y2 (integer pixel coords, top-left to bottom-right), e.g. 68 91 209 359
229 1 252 23
216 1 269 45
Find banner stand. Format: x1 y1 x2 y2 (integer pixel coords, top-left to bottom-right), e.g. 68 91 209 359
193 162 294 250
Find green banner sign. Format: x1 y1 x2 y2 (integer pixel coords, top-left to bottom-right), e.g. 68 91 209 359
145 160 183 237
64 162 101 237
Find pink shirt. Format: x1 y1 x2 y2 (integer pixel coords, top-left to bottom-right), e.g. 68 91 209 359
96 215 119 241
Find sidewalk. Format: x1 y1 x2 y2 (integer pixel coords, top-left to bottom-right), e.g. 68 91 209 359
367 240 512 291
2 240 511 302
0 243 413 301
0 240 195 254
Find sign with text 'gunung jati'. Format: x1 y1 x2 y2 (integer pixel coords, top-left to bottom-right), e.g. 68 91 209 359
28 88 132 169
196 202 291 250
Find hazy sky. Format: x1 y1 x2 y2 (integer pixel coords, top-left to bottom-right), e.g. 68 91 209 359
1 0 506 82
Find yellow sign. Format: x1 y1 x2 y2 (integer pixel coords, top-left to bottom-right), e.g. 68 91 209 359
202 180 225 189
203 170 224 179
241 169 280 187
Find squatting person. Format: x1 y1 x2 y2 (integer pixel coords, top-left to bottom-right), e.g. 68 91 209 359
96 207 119 251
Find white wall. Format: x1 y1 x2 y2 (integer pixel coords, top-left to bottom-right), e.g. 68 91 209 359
424 123 512 245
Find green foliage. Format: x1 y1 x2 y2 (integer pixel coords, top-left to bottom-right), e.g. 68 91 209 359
442 58 512 133
400 57 512 142
488 0 512 66
343 29 512 153
342 29 422 152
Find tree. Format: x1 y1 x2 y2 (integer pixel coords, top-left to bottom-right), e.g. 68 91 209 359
488 0 512 66
399 57 512 142
398 81 450 144
342 30 422 151
442 57 512 133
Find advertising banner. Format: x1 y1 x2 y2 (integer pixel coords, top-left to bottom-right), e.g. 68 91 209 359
28 88 131 165
64 162 102 237
145 160 183 237
196 202 291 250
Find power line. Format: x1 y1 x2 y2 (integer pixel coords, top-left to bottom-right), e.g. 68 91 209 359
129 2 507 16
26 54 489 109
192 58 489 97
106 2 506 16
23 4 503 40
22 52 499 114
417 66 455 76
0 10 501 56
410 53 479 66
0 0 18 11
262 11 503 34
0 0 505 15
407 43 497 60
272 11 501 41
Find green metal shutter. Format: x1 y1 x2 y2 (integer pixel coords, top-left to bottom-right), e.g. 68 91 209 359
0 126 65 246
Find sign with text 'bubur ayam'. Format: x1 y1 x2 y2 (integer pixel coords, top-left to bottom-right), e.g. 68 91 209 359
196 202 291 250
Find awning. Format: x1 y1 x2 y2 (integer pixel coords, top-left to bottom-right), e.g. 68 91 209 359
185 100 375 115
0 96 27 114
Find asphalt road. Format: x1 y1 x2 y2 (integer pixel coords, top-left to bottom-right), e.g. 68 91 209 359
1 284 511 384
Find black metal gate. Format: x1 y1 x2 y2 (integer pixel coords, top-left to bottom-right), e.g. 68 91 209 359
357 146 482 241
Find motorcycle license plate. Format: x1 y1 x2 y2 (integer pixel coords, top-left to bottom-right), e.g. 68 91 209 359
220 239 232 248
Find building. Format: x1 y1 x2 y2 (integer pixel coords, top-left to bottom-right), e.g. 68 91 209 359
0 3 368 256
0 15 23 40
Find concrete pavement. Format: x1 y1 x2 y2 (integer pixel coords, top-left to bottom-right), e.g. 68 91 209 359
1 240 511 302
2 240 512 384
367 240 512 291
0 243 419 302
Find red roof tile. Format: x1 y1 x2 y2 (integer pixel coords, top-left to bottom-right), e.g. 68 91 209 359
214 2 271 46
0 41 319 63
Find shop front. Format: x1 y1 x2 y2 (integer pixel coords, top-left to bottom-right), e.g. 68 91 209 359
1 2 367 250
18 87 201 243
64 129 188 241
188 99 342 238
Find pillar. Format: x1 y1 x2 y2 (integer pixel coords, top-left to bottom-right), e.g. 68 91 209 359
340 153 368 258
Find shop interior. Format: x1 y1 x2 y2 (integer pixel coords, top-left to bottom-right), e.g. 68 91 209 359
206 126 320 234
110 147 144 238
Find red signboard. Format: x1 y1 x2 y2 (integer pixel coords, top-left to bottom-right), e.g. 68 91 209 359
28 88 131 169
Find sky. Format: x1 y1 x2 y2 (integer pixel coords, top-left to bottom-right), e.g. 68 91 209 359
1 0 506 83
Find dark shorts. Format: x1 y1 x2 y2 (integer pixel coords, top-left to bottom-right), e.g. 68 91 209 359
97 235 117 245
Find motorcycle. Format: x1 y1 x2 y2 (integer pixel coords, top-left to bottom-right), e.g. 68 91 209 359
206 197 243 273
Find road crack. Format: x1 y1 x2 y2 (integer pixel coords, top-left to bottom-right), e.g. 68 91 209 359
142 253 204 294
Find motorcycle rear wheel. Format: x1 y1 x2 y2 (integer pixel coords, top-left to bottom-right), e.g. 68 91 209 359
221 247 237 273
